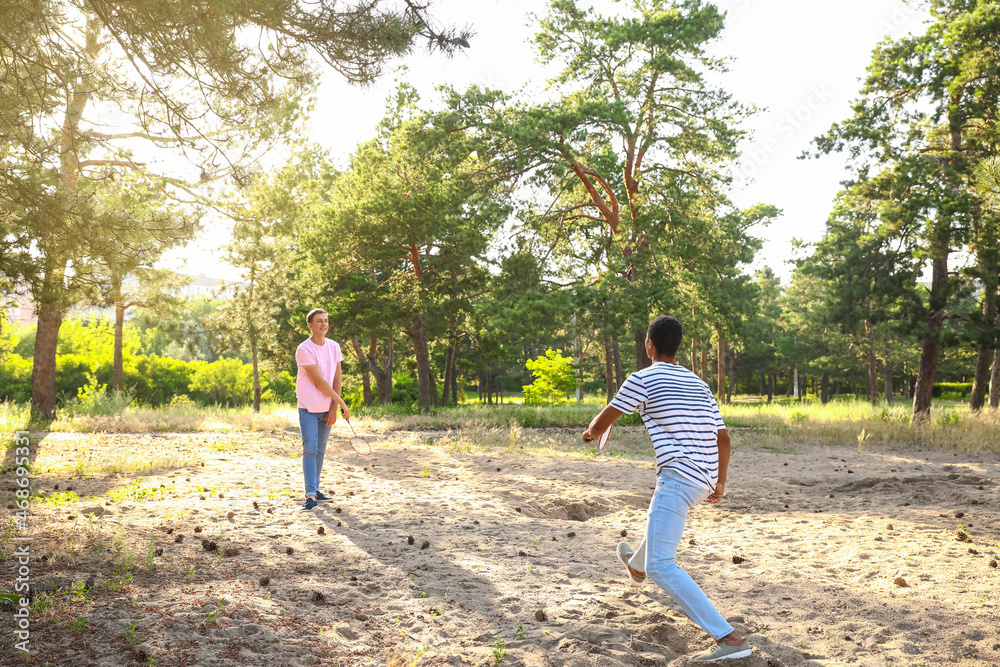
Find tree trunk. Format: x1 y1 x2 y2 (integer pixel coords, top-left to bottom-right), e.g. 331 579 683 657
411 316 434 411
691 338 698 374
821 371 831 404
970 286 997 412
251 340 261 413
350 336 373 407
635 328 651 371
31 300 64 421
990 347 1000 412
792 367 799 399
442 343 456 407
865 319 878 405
767 374 774 403
701 347 708 383
913 247 949 418
612 336 625 390
604 334 615 403
716 338 727 405
883 328 894 406
726 350 735 403
112 273 125 393
366 335 393 406
428 361 439 407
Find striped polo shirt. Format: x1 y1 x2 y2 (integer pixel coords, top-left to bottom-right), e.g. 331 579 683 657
609 362 725 491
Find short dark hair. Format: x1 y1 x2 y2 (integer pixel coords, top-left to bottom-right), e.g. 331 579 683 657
647 315 682 357
306 308 328 325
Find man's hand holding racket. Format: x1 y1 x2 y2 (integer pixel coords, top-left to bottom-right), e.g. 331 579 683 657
583 405 625 450
325 403 350 427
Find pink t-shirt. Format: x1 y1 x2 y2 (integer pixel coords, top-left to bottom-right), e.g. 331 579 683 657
295 337 343 412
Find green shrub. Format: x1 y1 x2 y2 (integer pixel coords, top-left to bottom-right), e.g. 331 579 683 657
342 385 366 411
0 353 32 402
55 354 97 400
168 394 196 409
391 371 419 406
104 355 197 406
932 382 972 398
189 358 253 407
523 349 576 405
65 376 134 416
261 370 296 403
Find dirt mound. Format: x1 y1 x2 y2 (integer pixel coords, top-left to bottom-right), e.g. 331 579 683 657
518 496 612 521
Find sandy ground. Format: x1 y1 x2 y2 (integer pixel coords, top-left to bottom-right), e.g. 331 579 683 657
1 427 998 667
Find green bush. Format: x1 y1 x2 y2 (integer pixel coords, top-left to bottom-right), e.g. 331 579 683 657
0 353 32 402
391 371 419 406
342 385 366 411
55 354 97 400
98 355 197 406
932 382 972 399
523 349 576 405
66 376 135 417
261 370 296 403
189 358 254 407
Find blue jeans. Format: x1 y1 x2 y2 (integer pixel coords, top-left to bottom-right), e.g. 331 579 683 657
298 408 332 498
628 468 734 640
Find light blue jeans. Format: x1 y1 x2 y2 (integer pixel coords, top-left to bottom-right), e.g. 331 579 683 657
627 468 734 640
298 408 332 498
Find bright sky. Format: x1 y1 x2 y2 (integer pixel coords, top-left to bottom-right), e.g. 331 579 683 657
161 0 931 284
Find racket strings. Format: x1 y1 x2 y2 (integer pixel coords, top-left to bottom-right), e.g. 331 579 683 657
344 419 371 456
598 424 613 451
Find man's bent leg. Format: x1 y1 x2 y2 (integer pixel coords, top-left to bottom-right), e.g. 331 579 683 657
644 470 733 640
299 408 320 498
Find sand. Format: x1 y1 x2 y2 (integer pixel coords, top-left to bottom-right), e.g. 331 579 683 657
2 426 998 666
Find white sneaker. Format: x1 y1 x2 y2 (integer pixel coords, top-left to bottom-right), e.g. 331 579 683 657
616 541 645 584
690 640 752 662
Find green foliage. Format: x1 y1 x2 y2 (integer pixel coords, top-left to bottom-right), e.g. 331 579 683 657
67 376 135 417
523 349 576 405
0 337 296 409
55 355 96 401
390 372 419 406
932 382 973 399
189 358 254 407
492 635 507 664
260 371 296 403
119 355 198 406
133 297 230 363
38 491 80 507
0 354 32 402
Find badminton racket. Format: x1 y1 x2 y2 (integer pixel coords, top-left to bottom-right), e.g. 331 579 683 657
597 423 613 451
343 417 371 456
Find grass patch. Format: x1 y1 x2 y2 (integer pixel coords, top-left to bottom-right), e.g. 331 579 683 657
37 491 81 506
2 395 997 453
723 399 1000 452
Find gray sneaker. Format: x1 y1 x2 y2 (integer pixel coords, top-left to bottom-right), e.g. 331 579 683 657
690 640 752 662
615 542 645 584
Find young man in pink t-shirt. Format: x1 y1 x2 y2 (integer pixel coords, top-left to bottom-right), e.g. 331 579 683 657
295 308 350 510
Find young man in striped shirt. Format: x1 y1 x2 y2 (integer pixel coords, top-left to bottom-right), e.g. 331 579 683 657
582 315 750 662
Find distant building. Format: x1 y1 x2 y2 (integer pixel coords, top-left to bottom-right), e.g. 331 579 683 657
180 272 241 299
6 292 36 325
5 271 243 325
